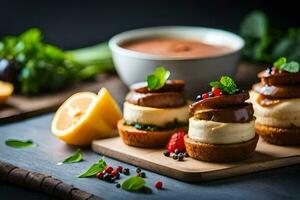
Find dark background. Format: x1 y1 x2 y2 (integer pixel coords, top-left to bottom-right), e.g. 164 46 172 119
0 0 299 49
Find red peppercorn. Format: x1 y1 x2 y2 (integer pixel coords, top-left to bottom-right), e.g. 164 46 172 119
111 170 120 178
116 166 123 172
96 171 105 179
155 181 163 189
105 166 114 174
202 93 209 99
212 87 222 96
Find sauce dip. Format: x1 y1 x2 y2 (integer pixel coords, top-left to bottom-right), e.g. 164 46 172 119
121 38 233 58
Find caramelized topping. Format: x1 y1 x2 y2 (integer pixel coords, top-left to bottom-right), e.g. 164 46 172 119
258 70 300 85
126 80 186 108
133 80 184 93
253 83 300 99
126 91 186 108
194 103 254 123
256 95 281 107
190 91 249 113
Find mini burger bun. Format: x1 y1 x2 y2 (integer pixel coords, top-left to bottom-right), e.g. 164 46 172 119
184 134 259 162
118 119 188 148
256 124 300 145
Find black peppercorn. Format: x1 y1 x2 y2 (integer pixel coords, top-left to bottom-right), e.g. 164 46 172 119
163 150 170 157
136 167 141 173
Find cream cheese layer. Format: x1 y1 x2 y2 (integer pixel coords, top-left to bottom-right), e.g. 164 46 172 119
123 102 189 127
188 117 255 144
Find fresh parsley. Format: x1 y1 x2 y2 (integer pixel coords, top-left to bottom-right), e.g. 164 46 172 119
273 57 299 73
240 10 300 63
57 149 83 165
209 76 238 94
0 28 113 95
78 159 106 178
121 176 151 194
147 66 170 90
5 139 37 148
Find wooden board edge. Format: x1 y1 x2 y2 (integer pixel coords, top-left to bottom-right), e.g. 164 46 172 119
91 141 204 182
200 156 300 181
92 141 300 183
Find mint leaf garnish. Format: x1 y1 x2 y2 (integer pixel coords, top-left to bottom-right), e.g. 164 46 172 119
209 76 237 94
147 66 170 90
280 61 300 73
78 159 106 178
273 57 299 73
5 139 37 148
121 176 145 191
273 57 287 68
57 149 83 165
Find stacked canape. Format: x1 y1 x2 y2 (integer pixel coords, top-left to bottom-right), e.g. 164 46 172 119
118 67 189 148
185 76 258 162
250 57 300 145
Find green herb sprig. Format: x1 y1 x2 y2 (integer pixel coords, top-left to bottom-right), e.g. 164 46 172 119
121 176 152 194
78 159 106 178
0 28 113 95
240 10 300 63
147 66 170 90
209 76 237 94
57 149 83 165
273 57 300 73
5 139 37 148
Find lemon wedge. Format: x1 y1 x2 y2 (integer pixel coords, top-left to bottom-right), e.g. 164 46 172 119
0 81 14 103
51 88 122 146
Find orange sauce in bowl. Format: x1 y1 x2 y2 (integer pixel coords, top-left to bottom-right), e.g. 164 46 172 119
121 38 233 58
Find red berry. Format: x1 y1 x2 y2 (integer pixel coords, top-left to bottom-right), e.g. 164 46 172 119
111 170 120 178
116 166 123 172
212 87 222 96
96 171 105 179
155 181 163 189
166 131 187 153
202 93 209 99
105 166 114 174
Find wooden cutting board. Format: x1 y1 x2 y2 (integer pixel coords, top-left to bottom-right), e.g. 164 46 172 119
0 74 128 123
92 137 300 182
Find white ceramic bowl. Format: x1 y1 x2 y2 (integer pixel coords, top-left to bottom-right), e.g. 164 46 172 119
109 26 244 97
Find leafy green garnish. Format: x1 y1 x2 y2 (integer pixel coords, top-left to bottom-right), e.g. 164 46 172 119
78 159 106 178
147 66 170 90
0 28 113 95
240 10 300 63
124 120 187 131
273 57 299 73
273 57 287 68
121 176 146 191
5 139 37 148
57 149 83 165
210 76 237 94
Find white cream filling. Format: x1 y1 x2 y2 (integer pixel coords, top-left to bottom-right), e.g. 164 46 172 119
249 91 300 128
188 117 255 144
123 102 189 127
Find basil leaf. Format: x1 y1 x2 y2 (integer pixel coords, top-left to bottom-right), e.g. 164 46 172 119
280 61 300 73
209 76 237 94
209 81 221 88
220 76 237 94
58 149 83 165
147 66 170 90
273 57 287 68
78 159 106 178
5 139 36 148
121 176 145 191
142 186 153 194
147 74 159 90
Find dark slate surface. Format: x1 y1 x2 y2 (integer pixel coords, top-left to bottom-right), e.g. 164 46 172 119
0 114 300 200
